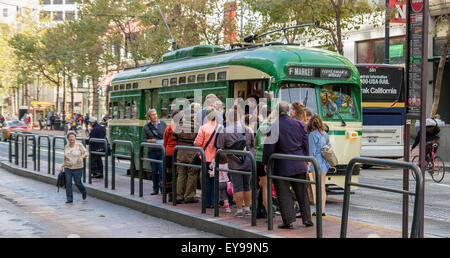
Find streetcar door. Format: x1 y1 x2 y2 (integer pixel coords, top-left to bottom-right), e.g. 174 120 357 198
144 89 158 115
229 80 266 103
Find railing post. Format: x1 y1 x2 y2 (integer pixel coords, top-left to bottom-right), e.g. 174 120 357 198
52 136 67 175
213 149 257 226
339 157 423 238
267 153 322 237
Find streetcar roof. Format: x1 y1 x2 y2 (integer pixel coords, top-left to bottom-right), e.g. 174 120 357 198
111 44 360 86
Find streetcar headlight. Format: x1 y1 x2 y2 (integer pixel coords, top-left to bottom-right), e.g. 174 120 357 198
346 131 358 140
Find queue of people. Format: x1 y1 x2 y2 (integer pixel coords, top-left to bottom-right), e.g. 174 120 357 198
140 94 332 229
59 94 332 230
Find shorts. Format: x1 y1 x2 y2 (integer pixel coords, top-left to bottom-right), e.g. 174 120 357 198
256 161 266 177
219 182 228 201
230 172 251 193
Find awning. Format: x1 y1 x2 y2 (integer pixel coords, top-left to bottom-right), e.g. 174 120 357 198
98 70 122 87
30 101 54 106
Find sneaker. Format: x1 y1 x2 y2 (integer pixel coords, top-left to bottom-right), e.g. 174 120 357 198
244 208 251 216
225 207 231 213
235 211 244 218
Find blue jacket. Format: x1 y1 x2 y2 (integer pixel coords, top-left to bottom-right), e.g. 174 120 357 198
308 130 331 174
89 123 106 151
262 115 309 176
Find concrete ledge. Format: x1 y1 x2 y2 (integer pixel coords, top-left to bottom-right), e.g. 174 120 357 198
0 161 277 238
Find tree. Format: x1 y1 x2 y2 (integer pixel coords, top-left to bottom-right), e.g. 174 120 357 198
430 15 450 117
246 0 379 54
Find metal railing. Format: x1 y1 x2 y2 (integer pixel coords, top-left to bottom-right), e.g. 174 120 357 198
24 134 37 170
139 143 166 200
111 140 135 194
15 133 25 167
172 146 207 213
52 136 67 175
340 157 423 238
267 153 323 238
213 149 258 226
88 138 109 186
37 135 51 174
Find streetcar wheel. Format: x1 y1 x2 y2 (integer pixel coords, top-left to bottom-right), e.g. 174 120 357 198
411 155 420 181
430 156 445 183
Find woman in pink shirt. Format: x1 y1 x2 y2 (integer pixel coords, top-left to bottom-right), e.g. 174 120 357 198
194 108 220 208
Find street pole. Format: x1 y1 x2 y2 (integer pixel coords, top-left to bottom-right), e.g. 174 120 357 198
418 0 429 238
385 0 390 64
62 74 66 132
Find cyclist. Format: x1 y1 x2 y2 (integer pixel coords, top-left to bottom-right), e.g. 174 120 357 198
411 115 442 168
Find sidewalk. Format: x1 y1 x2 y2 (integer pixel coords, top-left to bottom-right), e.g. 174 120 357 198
0 159 404 238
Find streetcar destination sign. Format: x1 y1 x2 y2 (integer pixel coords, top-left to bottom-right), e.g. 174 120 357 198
287 66 350 80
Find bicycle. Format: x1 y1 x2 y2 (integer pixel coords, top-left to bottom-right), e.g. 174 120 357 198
411 141 446 183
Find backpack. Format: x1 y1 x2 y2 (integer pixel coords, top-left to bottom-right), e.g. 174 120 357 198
56 171 66 192
228 133 247 164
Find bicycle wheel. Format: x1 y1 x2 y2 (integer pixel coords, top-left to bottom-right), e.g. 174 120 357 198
430 156 446 183
411 155 420 180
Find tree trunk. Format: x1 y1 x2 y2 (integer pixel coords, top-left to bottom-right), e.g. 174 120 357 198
69 75 75 120
55 82 60 114
91 77 99 118
430 28 450 117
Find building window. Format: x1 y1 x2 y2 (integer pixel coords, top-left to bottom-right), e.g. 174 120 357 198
53 11 63 21
53 0 63 4
65 11 75 21
40 11 51 20
42 0 51 4
356 36 405 64
197 74 205 82
3 8 8 18
65 0 75 4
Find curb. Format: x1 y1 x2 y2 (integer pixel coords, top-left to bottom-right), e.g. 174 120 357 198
0 161 278 238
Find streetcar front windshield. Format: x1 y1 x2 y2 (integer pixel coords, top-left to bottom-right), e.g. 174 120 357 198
278 83 318 114
320 85 358 120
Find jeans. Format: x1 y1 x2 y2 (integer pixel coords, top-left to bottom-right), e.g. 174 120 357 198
204 163 214 207
91 154 103 176
65 168 87 202
149 150 163 193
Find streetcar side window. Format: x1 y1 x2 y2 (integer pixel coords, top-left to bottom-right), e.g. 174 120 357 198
197 74 205 82
124 101 131 119
133 82 138 89
188 75 195 84
112 102 118 119
217 71 226 81
120 84 125 90
118 101 125 119
131 100 137 119
179 76 186 85
126 83 132 90
109 102 113 117
160 98 169 118
170 77 177 86
207 72 215 82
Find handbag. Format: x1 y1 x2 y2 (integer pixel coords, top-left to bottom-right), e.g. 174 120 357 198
321 133 338 167
192 124 218 165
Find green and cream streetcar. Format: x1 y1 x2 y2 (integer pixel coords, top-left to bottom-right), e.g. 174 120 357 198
109 43 362 192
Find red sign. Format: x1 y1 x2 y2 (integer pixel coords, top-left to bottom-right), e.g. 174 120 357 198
390 0 407 23
411 0 424 13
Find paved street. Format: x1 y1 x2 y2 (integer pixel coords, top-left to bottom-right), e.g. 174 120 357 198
0 157 219 238
1 139 449 238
